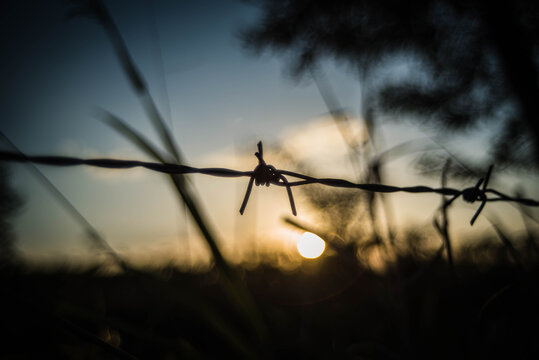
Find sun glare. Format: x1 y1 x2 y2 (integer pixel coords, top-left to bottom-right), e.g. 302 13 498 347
297 232 326 259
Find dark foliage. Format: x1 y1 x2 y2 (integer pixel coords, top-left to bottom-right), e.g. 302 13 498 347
242 0 539 167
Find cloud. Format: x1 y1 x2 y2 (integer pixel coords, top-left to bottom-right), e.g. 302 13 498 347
280 116 362 157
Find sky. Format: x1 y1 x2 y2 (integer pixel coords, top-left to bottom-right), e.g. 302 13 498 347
1 0 537 268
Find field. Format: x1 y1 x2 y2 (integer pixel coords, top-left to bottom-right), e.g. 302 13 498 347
2 238 538 359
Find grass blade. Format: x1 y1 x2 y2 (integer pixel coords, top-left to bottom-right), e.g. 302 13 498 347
103 113 269 348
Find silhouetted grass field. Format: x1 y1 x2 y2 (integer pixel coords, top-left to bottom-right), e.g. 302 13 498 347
2 241 538 359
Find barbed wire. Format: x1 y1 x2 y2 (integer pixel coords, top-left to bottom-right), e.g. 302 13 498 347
1 142 537 225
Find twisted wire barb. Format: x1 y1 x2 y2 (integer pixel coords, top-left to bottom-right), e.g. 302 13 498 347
1 142 537 225
239 142 296 216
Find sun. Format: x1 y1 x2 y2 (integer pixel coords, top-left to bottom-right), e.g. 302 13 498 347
297 232 326 259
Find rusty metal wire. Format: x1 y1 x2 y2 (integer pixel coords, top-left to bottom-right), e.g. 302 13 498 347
1 142 537 225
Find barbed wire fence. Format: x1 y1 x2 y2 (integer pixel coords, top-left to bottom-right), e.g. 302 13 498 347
2 141 537 223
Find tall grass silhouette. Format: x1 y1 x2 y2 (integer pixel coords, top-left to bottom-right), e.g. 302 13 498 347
85 0 270 354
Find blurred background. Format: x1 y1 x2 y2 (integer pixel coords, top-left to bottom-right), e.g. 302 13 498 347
1 0 536 268
1 0 538 358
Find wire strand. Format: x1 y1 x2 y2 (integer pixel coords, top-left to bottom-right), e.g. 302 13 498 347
1 142 537 225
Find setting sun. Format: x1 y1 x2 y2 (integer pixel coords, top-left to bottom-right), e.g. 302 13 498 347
297 232 326 259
